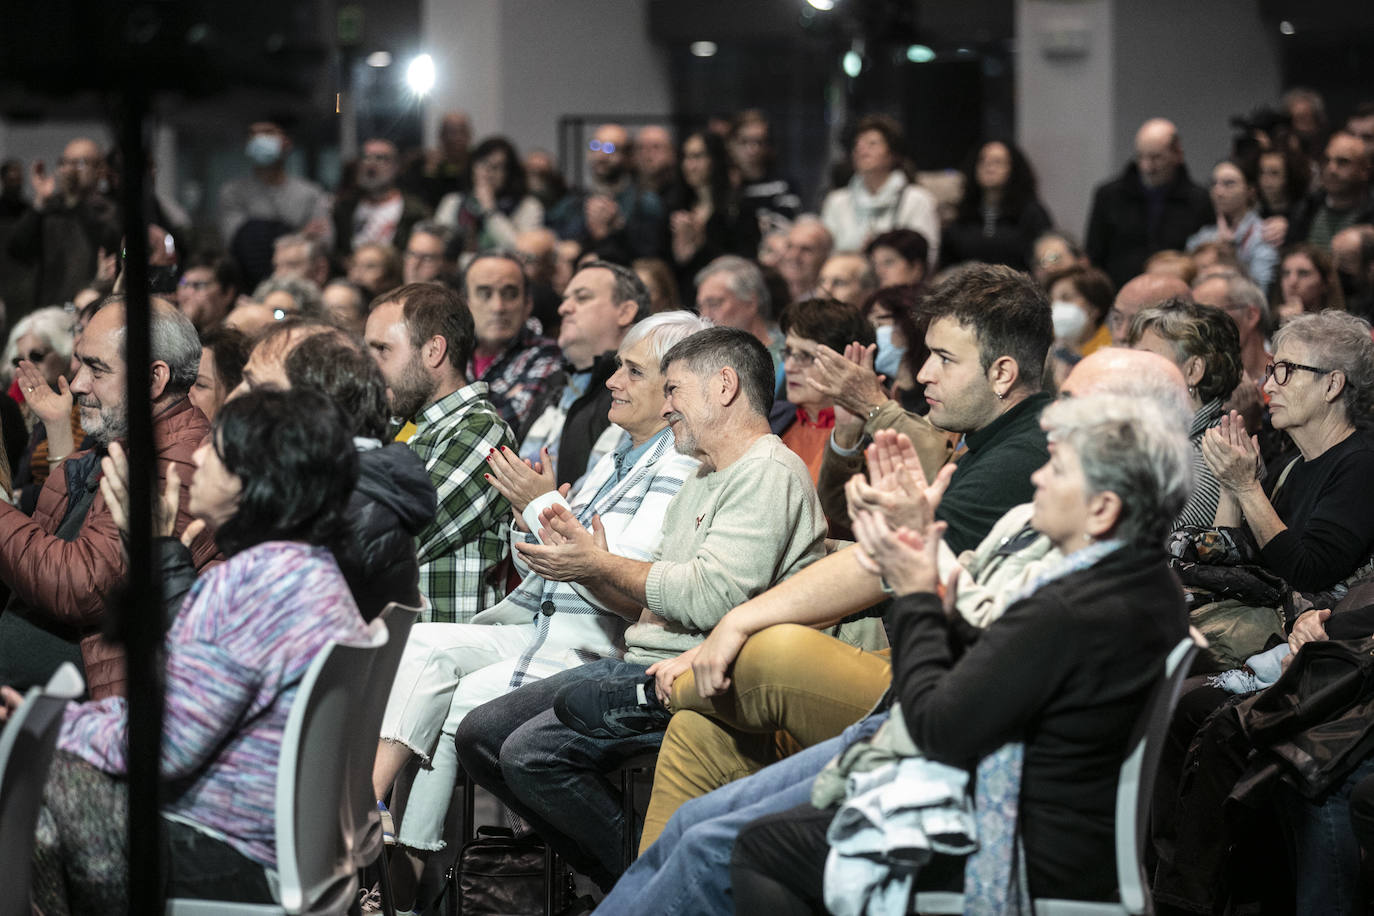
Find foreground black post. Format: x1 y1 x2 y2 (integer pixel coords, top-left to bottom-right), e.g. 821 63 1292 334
112 81 165 914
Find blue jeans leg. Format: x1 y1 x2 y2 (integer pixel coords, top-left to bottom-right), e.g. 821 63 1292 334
455 658 661 886
594 713 885 916
1281 753 1374 916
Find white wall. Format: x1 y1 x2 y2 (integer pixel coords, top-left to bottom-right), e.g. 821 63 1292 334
420 0 672 164
1113 0 1282 174
1017 0 1282 243
1016 0 1116 241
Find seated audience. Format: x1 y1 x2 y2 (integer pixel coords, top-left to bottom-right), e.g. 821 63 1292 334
821 115 940 265
779 216 834 304
26 388 369 908
1046 264 1115 355
348 241 403 302
1126 298 1244 527
594 347 1192 915
728 109 802 240
864 228 929 289
728 392 1191 912
666 130 754 295
940 139 1053 272
252 274 322 321
460 252 561 435
1192 269 1273 389
174 250 243 333
632 257 681 314
334 138 431 258
434 136 543 253
774 298 873 484
320 278 369 336
816 252 877 307
1186 157 1280 290
1276 242 1345 323
268 232 331 289
814 263 1053 554
518 261 646 485
1029 230 1087 288
1085 118 1212 288
369 312 707 908
547 123 668 263
452 327 827 890
400 222 457 286
189 326 250 422
6 306 77 494
694 256 785 391
1107 271 1193 345
859 283 931 413
0 296 218 698
364 283 513 623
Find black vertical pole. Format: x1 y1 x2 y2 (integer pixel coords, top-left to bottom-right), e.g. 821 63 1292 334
115 79 165 914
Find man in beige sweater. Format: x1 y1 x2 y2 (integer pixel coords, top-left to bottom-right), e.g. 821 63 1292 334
453 327 825 890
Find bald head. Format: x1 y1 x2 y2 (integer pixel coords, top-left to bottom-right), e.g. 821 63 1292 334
1061 346 1191 429
1110 273 1193 345
1135 118 1183 188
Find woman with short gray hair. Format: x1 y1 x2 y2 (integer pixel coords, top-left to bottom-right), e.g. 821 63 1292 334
1128 298 1244 528
729 394 1192 910
1202 310 1374 593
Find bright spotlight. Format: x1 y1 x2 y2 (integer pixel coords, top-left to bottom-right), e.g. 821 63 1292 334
807 0 835 10
366 51 392 68
842 50 862 77
905 44 935 63
407 54 436 95
690 41 718 57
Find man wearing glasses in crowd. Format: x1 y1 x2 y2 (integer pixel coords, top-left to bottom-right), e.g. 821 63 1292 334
547 122 668 262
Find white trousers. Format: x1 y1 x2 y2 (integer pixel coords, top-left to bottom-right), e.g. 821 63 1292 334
378 620 603 849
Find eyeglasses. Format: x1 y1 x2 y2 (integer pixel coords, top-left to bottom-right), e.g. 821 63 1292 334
1264 360 1332 386
781 348 817 366
404 250 443 263
588 140 617 154
179 278 214 291
11 347 51 368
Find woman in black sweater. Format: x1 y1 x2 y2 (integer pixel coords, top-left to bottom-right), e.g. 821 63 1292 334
1202 310 1374 594
729 394 1193 913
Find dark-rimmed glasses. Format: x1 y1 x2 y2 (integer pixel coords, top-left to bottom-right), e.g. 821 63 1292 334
1265 360 1332 386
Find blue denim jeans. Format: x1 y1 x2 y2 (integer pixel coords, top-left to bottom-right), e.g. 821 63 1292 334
1279 753 1374 916
592 713 886 916
453 657 666 888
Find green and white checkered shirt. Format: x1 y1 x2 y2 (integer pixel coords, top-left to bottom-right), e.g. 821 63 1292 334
408 382 515 623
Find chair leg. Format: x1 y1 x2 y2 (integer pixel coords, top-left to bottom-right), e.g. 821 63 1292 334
375 847 398 916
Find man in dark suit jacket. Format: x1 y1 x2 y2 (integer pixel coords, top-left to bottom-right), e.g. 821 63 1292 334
1085 118 1213 288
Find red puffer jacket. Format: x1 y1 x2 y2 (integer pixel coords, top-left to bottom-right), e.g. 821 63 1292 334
0 397 221 699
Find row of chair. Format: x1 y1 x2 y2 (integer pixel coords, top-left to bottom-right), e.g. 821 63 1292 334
0 624 1197 916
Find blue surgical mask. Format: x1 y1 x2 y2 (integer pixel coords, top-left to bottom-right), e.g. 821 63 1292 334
245 133 284 167
874 324 906 381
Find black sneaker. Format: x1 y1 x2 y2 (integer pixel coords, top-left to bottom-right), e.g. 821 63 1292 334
553 673 673 738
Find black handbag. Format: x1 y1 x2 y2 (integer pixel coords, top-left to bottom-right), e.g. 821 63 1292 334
453 826 549 916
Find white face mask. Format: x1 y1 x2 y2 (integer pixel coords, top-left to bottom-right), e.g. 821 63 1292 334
245 133 284 167
873 324 906 380
1051 301 1090 343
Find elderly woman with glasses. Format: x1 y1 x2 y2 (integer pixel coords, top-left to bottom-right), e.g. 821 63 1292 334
1201 310 1374 594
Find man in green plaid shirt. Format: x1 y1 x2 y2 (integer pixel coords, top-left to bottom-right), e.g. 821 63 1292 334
366 282 516 623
